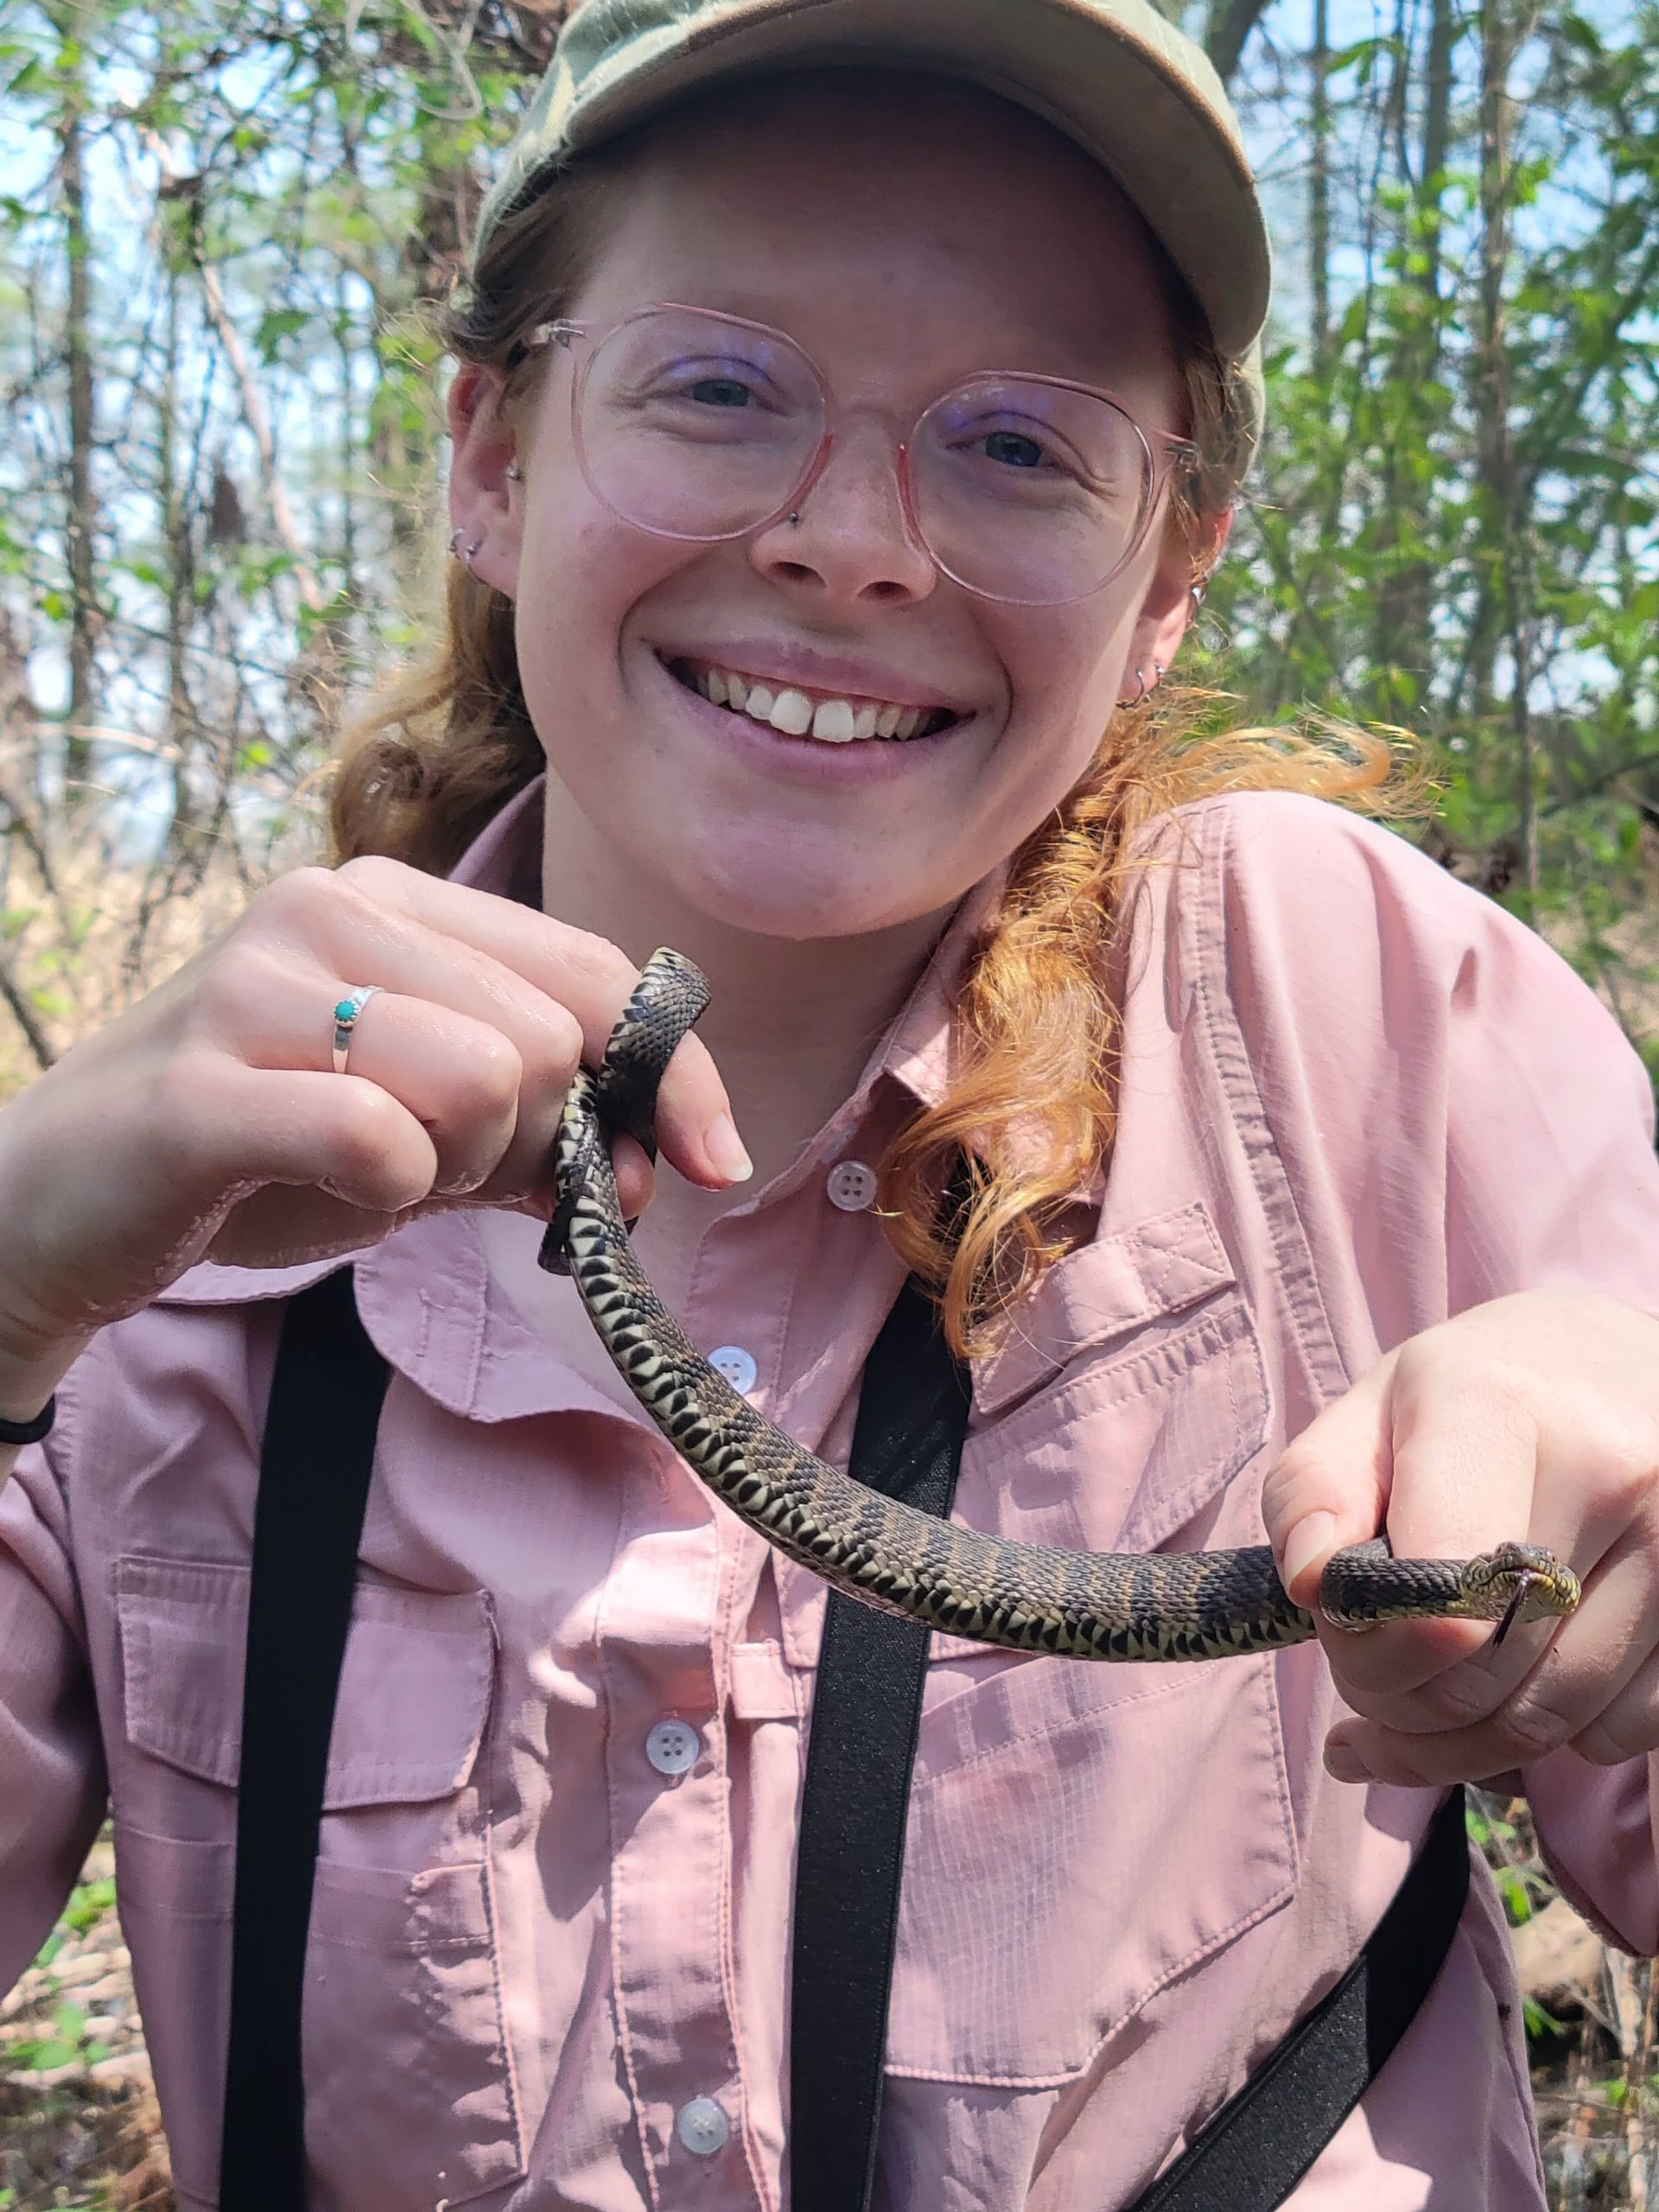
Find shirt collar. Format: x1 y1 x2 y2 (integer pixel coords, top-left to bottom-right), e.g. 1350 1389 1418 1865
154 773 1006 1420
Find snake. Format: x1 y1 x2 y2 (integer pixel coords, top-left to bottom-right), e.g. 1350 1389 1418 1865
540 949 1581 1662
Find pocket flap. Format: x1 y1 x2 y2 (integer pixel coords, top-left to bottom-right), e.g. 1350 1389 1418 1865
117 1555 494 1808
973 1202 1237 1416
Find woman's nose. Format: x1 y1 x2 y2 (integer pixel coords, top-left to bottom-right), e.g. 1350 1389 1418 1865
748 422 937 607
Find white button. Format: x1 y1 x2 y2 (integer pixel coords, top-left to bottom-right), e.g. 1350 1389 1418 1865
826 1160 878 1211
645 1718 702 1776
709 1344 758 1395
676 2095 729 2156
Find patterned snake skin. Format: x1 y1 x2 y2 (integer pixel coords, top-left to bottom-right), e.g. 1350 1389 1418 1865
539 950 1581 1662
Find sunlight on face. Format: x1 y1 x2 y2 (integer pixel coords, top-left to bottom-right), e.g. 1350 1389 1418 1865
508 73 1197 945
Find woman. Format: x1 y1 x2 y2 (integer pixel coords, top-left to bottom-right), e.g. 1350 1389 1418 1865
2 1 1657 2204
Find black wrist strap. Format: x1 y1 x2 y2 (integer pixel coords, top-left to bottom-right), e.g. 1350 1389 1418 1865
219 1268 389 2212
788 1274 973 2212
0 1392 54 1445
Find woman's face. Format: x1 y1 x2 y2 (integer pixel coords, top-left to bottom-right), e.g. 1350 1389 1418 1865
457 76 1201 944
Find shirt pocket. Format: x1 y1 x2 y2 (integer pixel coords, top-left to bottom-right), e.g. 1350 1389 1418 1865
111 1554 524 2210
882 1201 1294 2088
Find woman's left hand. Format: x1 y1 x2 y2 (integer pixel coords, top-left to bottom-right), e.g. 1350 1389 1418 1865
1262 1287 1659 1787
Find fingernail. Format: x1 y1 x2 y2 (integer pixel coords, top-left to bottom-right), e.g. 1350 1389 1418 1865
1281 1511 1338 1596
704 1112 753 1183
1325 1734 1373 1784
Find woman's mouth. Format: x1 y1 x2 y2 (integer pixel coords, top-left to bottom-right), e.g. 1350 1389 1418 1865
664 656 962 745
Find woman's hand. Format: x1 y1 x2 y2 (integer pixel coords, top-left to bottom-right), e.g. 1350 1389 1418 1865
0 856 747 1369
1261 1288 1659 1786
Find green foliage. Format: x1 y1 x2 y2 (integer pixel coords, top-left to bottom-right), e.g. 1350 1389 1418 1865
0 0 1651 1069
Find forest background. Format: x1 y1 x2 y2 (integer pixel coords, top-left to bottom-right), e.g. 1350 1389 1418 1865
1 0 1658 2206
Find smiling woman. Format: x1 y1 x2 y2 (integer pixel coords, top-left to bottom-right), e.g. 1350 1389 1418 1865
3 4 1659 2212
334 66 1389 1351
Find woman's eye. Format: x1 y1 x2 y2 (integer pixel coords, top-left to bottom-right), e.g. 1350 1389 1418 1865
982 429 1047 469
686 376 755 408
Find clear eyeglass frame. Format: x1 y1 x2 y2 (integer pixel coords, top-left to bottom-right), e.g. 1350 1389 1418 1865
514 302 1201 607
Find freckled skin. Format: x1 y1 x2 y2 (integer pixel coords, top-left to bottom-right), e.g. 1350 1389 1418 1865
492 75 1201 957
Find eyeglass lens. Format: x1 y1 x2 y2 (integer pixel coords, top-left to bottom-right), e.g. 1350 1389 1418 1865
570 308 1159 606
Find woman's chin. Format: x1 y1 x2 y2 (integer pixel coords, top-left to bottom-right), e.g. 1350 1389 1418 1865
667 842 947 944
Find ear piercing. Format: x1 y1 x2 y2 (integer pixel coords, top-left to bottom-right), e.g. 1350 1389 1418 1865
506 461 522 480
1116 660 1168 710
448 529 484 573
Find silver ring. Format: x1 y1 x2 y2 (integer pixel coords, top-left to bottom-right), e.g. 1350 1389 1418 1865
331 986 381 1075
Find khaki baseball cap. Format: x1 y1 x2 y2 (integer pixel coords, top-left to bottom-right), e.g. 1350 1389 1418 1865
474 0 1269 461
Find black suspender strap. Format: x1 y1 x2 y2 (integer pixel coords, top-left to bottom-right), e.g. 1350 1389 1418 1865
219 1267 390 2212
1124 1783 1470 2212
785 1283 1471 2212
788 1274 972 2212
221 1263 1471 2212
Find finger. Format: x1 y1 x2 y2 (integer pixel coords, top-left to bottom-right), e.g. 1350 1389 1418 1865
1573 1641 1659 1767
1336 1530 1659 1787
1325 1531 1654 1782
1322 1350 1545 1700
274 862 748 1187
241 985 531 1200
1262 1361 1393 1604
162 1054 442 1217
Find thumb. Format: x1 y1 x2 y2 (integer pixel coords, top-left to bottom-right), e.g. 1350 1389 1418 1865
1261 1358 1396 1607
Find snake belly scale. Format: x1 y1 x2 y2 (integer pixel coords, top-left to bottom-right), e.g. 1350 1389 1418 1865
541 949 1580 1663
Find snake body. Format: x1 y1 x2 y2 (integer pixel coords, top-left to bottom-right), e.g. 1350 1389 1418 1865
541 950 1580 1662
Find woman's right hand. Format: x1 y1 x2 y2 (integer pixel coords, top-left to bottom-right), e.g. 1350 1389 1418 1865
0 855 747 1372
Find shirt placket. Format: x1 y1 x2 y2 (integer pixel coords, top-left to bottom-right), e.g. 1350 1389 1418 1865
594 1122 907 2212
597 1206 797 2211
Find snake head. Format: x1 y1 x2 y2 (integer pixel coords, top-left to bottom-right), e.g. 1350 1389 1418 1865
1464 1542 1580 1645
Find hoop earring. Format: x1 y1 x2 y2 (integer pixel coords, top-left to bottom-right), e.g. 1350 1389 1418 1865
448 529 464 558
1116 668 1148 709
462 536 484 575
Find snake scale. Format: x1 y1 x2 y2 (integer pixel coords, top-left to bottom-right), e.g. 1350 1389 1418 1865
540 949 1580 1662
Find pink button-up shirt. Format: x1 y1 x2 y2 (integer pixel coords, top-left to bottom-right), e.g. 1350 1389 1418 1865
3 784 1658 2212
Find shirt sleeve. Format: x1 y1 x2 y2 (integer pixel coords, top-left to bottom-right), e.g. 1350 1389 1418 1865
1203 791 1659 1950
0 1363 108 1995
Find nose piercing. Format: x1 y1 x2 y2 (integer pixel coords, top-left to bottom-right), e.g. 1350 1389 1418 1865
786 511 802 526
505 461 522 481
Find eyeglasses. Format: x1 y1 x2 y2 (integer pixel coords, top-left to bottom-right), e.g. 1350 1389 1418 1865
518 304 1198 607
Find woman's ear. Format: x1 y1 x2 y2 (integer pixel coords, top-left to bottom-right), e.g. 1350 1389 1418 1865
446 365 522 600
1128 504 1234 686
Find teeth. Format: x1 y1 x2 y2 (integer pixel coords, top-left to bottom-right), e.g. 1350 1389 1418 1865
769 687 814 737
812 699 857 743
684 659 946 743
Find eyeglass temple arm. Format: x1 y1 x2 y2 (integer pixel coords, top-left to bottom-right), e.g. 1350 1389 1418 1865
519 319 582 355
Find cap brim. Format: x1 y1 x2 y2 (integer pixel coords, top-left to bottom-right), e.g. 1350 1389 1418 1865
554 0 1269 362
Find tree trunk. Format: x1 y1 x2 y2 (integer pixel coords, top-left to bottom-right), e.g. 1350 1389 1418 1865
51 0 99 809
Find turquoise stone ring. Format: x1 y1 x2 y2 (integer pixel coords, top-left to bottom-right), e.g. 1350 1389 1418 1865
330 985 382 1074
